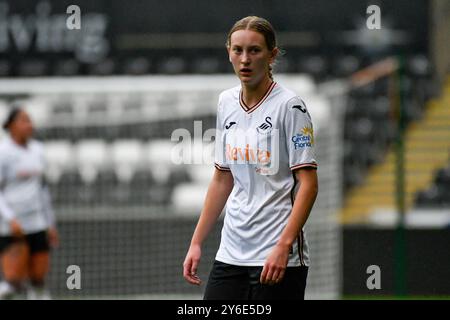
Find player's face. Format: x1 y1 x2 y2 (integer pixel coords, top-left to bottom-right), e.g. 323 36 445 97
228 30 277 87
10 110 34 141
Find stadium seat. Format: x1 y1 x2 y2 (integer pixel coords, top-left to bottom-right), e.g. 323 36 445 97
171 183 209 215
167 166 191 187
111 140 144 183
0 60 11 77
370 97 390 120
53 59 80 76
145 139 177 184
88 58 116 76
55 171 84 206
122 57 152 75
297 55 329 80
23 98 52 128
128 169 170 205
122 97 143 116
407 55 432 78
18 59 48 77
300 94 331 130
332 55 361 77
87 98 108 117
52 99 74 115
188 165 214 184
94 170 119 205
74 140 110 184
43 140 74 183
272 56 292 74
156 57 187 74
189 139 215 167
279 74 316 95
192 56 221 74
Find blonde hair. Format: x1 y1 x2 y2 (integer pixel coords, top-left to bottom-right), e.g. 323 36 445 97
226 16 277 80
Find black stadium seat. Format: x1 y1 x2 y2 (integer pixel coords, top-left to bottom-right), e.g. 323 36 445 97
122 57 152 75
88 58 116 76
18 59 48 77
0 60 11 76
192 56 221 74
156 57 187 74
53 59 81 76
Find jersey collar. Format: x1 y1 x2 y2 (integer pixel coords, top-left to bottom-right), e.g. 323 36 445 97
239 81 276 114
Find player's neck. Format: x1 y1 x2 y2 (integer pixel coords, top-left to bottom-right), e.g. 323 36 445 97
241 77 273 107
10 133 28 147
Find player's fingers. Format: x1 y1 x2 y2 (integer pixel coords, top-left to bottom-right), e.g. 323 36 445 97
277 268 286 283
259 265 268 284
263 266 275 285
183 259 201 285
271 268 280 282
190 259 202 285
191 258 199 276
183 259 192 278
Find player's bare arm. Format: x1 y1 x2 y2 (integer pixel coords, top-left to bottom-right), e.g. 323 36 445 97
183 169 234 285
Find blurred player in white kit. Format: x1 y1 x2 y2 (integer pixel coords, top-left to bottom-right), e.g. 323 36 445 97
0 105 59 300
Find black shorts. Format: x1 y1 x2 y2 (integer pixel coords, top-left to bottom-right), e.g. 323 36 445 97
0 231 50 254
204 260 308 300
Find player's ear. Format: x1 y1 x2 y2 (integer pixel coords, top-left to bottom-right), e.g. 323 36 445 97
270 47 279 63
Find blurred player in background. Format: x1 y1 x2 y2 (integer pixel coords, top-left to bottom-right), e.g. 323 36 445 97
183 16 318 300
0 106 59 300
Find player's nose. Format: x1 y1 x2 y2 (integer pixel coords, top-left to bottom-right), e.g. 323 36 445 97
241 52 250 64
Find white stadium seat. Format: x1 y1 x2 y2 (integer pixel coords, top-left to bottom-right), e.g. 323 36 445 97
43 140 74 183
189 165 214 184
299 94 331 132
171 182 209 215
23 98 51 127
145 139 177 184
111 139 143 183
75 139 109 183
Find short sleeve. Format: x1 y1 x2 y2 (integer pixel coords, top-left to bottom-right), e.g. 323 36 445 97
0 151 5 186
214 96 231 172
284 97 318 171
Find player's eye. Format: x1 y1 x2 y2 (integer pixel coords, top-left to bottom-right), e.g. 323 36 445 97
232 47 242 53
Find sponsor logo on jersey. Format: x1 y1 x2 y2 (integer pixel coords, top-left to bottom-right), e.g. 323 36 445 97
292 126 314 149
218 127 280 175
225 144 271 165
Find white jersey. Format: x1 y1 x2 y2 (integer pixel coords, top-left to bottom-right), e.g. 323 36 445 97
214 82 317 267
0 135 54 235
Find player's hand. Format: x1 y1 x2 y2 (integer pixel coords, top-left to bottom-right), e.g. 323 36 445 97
183 244 202 285
260 243 289 285
47 227 59 248
9 219 24 238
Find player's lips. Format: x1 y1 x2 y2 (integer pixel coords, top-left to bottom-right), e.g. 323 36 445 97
240 68 252 75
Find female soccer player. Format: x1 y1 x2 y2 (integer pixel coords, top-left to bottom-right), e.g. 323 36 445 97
0 107 58 300
183 16 318 300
